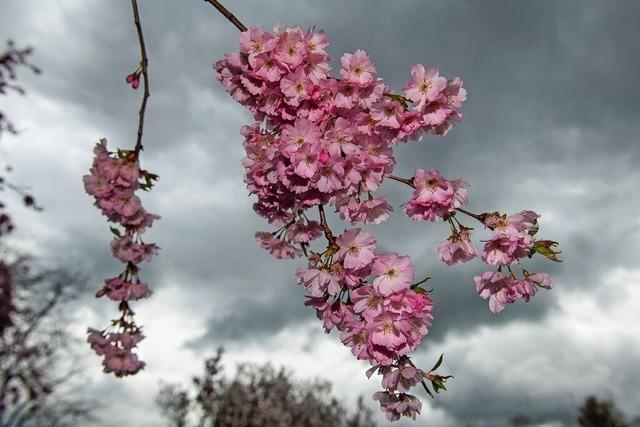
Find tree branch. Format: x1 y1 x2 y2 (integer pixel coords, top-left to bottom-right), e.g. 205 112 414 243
387 174 416 188
318 205 337 247
455 207 486 223
203 0 247 32
131 0 150 157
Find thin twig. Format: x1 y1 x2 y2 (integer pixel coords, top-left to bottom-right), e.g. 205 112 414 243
203 0 247 32
318 205 337 246
455 207 485 223
387 174 416 188
131 0 150 157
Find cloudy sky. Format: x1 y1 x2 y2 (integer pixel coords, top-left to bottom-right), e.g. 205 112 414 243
1 0 639 426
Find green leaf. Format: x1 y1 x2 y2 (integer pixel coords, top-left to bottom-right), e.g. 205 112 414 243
533 240 562 262
109 227 121 237
421 381 434 399
430 354 444 372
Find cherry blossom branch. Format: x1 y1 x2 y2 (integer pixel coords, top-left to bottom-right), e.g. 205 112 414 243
131 0 150 157
203 0 247 32
83 1 160 378
200 5 560 422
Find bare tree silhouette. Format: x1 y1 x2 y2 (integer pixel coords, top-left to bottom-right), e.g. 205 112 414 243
156 348 377 427
0 40 40 138
577 395 628 427
0 254 96 427
0 39 93 427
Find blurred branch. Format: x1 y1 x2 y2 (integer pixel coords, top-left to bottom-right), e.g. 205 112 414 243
130 0 150 157
203 0 247 32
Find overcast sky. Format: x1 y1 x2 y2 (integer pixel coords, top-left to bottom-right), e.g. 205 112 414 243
1 1 639 426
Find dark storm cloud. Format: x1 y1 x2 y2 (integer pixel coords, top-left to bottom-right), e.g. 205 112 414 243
1 0 639 425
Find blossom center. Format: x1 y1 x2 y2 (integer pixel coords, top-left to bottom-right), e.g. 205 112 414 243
385 268 397 278
251 41 263 54
419 81 431 93
366 295 381 309
382 319 394 334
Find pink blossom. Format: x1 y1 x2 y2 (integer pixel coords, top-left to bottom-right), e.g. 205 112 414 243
110 235 159 264
87 328 145 377
281 119 321 155
296 266 341 297
474 270 523 313
373 392 422 422
238 26 275 65
360 196 393 224
340 319 372 361
379 365 425 393
96 277 151 301
286 220 322 243
273 29 306 68
482 228 533 265
341 50 376 86
437 228 477 265
305 297 345 332
335 228 376 270
335 195 392 225
317 162 344 193
383 289 433 318
368 312 412 365
326 117 357 156
526 272 553 289
255 231 301 259
404 169 468 221
351 285 384 320
280 67 308 105
292 144 320 178
403 65 447 107
443 77 467 109
370 100 403 129
372 253 414 296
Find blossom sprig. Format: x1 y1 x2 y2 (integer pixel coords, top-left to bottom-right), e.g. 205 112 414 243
83 139 159 375
83 0 157 377
385 171 561 313
208 10 562 420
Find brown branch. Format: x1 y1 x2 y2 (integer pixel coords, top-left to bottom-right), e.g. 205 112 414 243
387 174 416 188
203 0 247 32
131 0 150 157
317 205 337 247
455 207 485 223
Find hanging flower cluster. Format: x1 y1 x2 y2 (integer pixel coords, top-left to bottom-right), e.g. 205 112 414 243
217 26 465 230
83 139 159 376
214 24 561 422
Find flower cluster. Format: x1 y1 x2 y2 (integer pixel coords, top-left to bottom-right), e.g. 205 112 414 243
83 139 159 376
297 227 436 417
217 25 466 229
400 168 559 313
87 328 145 377
404 168 468 221
215 24 559 422
471 211 557 313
